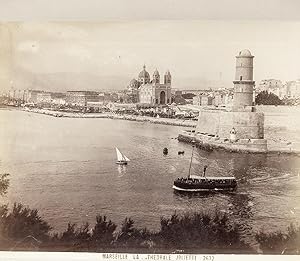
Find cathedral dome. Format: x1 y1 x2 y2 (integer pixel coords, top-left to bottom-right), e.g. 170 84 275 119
138 65 151 84
238 49 252 57
138 65 150 79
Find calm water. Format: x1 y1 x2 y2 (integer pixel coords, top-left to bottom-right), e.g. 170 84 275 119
0 109 300 243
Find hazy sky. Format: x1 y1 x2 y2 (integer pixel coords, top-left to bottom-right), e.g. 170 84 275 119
0 1 300 91
1 0 300 21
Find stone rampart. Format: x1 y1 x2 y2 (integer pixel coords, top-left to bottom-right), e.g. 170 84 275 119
196 109 264 139
178 131 268 153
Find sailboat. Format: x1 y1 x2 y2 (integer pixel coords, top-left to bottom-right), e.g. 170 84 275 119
173 142 237 192
115 148 130 165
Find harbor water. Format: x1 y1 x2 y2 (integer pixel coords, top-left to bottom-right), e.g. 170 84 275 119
0 109 300 244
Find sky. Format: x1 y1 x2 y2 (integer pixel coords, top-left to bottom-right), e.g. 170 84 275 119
1 0 300 21
0 1 300 91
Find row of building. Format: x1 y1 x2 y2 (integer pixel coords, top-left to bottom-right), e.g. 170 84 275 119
191 78 300 107
3 64 299 110
257 79 300 99
2 89 120 108
191 89 234 107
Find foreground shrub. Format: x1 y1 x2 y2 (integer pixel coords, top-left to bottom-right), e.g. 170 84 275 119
157 211 249 251
0 203 52 243
91 215 117 247
256 223 300 254
115 217 153 249
1 202 299 254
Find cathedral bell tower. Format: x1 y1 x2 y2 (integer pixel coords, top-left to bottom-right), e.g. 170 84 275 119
153 69 160 84
164 70 171 86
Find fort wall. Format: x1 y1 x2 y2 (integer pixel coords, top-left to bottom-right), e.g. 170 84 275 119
196 109 264 140
180 49 268 153
178 131 268 153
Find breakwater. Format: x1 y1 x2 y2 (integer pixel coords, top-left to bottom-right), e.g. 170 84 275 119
178 130 300 155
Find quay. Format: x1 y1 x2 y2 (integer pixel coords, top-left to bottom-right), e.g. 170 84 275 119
20 107 197 128
178 129 300 155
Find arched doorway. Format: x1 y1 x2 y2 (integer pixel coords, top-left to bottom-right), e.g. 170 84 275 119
160 91 166 104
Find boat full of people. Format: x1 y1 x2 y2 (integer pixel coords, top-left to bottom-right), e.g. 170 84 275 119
173 175 237 192
173 142 237 192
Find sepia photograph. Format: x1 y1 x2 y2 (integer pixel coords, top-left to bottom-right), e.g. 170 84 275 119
0 0 300 260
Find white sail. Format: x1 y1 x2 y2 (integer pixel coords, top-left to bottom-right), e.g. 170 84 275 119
115 148 130 162
116 148 124 161
123 155 130 162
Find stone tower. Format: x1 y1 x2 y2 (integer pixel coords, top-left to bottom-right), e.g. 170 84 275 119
233 49 255 108
194 49 267 152
164 70 171 86
153 69 160 84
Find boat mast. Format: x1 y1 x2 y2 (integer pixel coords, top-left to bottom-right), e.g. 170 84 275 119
188 141 195 178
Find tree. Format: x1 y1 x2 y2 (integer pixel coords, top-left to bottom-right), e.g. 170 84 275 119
0 173 9 196
91 215 117 246
256 223 300 254
1 203 52 241
255 91 283 105
182 93 196 99
157 212 249 251
59 223 78 242
115 217 152 248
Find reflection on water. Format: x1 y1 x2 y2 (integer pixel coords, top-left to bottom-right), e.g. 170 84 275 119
0 110 300 244
117 165 127 177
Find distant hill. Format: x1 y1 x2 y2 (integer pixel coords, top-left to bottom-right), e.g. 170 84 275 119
12 68 131 92
8 68 230 92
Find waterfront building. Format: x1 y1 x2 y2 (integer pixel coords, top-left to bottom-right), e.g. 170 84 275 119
213 92 232 106
25 90 44 104
8 89 15 100
50 92 67 105
258 79 283 92
66 91 86 106
258 79 285 98
286 80 300 98
127 65 172 106
107 93 119 103
193 94 213 106
66 91 100 107
192 89 233 107
37 92 52 104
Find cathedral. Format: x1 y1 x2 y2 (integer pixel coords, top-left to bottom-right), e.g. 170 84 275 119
127 65 172 105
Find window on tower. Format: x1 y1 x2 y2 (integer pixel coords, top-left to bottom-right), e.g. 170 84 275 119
240 76 243 81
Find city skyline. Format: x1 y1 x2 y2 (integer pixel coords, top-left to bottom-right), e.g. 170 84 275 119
1 21 300 92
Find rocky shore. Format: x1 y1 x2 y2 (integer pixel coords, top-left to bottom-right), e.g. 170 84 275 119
21 107 197 127
178 130 300 155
